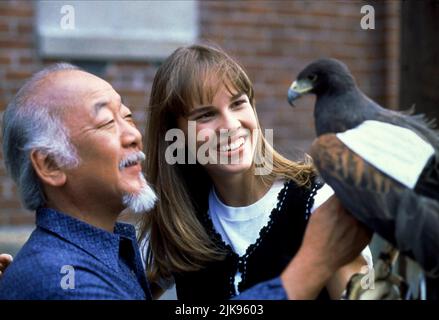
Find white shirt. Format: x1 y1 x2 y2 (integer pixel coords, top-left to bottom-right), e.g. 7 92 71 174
208 180 373 293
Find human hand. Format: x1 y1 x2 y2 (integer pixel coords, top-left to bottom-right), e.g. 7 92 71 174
301 195 372 273
0 254 13 277
281 195 372 299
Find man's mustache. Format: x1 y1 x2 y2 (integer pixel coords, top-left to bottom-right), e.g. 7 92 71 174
119 151 146 170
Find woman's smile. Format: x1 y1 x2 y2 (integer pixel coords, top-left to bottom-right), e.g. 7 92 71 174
218 135 246 156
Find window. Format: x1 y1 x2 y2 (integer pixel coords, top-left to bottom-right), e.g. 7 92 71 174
36 0 199 61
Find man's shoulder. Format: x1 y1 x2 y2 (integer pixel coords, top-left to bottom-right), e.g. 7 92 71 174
0 227 119 299
8 226 96 267
0 260 124 300
0 250 123 300
0 244 67 299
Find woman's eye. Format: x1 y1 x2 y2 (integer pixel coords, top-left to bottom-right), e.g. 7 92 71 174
232 99 246 108
196 112 215 121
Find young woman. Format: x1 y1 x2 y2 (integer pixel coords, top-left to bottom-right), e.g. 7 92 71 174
140 44 371 300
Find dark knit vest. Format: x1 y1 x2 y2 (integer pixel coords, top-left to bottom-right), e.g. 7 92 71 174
174 179 330 300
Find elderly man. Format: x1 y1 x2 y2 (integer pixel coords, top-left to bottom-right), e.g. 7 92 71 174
0 64 157 299
0 64 370 300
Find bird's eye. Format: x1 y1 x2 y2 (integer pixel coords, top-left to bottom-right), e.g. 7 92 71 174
308 74 318 82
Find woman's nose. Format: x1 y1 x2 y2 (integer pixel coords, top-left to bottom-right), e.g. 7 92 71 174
219 110 241 132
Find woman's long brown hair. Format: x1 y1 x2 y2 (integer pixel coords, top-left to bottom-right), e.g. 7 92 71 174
139 44 315 284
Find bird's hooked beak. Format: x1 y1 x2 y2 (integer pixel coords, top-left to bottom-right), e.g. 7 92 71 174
287 79 314 107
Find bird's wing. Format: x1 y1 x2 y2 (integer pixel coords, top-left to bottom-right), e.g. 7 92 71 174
335 120 435 190
376 108 439 152
310 134 439 278
333 120 439 201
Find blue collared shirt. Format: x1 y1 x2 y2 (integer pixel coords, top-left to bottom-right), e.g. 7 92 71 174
0 208 287 300
0 208 151 300
235 277 287 300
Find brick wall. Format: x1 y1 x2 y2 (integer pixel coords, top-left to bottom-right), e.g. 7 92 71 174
0 0 400 226
199 0 400 154
0 0 36 226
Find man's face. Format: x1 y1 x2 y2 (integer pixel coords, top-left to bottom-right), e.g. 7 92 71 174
56 70 148 214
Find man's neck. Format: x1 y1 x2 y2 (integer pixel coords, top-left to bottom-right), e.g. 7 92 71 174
46 198 120 233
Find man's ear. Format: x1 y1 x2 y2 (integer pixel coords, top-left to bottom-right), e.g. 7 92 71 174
30 150 67 187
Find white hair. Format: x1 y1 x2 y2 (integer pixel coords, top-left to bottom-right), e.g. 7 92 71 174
2 63 81 210
122 173 158 214
120 151 157 213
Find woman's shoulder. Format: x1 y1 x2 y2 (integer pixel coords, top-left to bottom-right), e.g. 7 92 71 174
281 177 333 215
310 183 334 214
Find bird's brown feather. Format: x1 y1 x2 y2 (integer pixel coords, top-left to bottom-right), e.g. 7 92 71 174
310 134 397 194
309 134 439 277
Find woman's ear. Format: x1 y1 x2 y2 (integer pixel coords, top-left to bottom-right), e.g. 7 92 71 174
30 150 67 187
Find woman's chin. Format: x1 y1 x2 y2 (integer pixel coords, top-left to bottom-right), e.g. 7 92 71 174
206 160 253 176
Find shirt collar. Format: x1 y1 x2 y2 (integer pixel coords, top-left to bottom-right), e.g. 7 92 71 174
209 179 286 221
36 207 138 271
